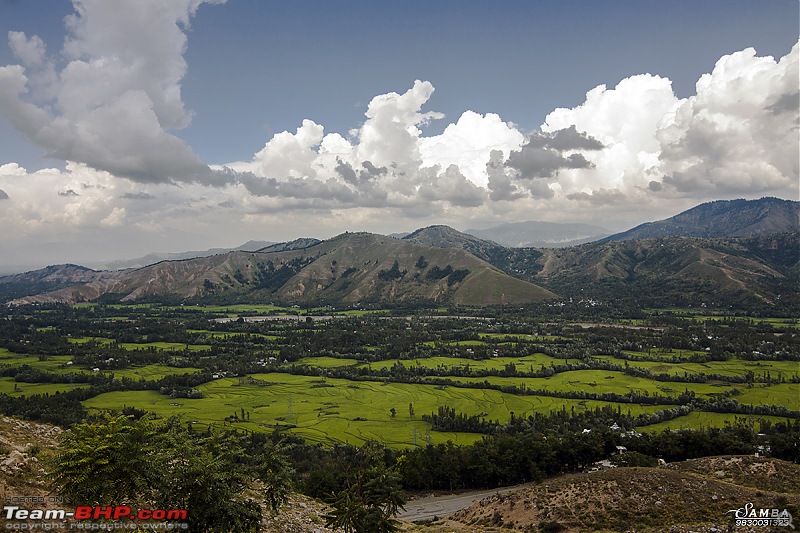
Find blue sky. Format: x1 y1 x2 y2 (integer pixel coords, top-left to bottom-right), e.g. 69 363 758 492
0 0 797 271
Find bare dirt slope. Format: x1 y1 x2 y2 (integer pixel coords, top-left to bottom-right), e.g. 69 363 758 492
440 456 799 532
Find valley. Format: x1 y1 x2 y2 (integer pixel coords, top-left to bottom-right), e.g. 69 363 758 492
1 303 797 448
0 197 798 532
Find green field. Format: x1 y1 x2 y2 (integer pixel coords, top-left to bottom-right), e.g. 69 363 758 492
330 309 391 317
689 316 799 329
647 310 800 329
5 304 797 450
447 370 751 399
102 365 203 380
358 354 567 372
73 302 295 316
291 354 571 372
639 411 794 432
0 353 78 374
734 383 800 407
295 356 361 368
67 336 114 344
0 348 201 380
84 373 668 448
85 375 485 447
0 377 85 397
66 338 211 351
619 349 710 360
596 355 800 379
187 329 279 340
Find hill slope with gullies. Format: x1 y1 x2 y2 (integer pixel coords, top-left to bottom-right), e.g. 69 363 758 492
402 225 507 264
396 222 799 311
604 197 799 241
0 264 120 303
530 233 799 309
442 455 800 533
4 233 555 306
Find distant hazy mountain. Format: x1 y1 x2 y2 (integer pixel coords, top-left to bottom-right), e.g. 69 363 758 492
97 240 275 270
604 197 799 241
0 264 121 304
0 264 115 285
465 221 610 248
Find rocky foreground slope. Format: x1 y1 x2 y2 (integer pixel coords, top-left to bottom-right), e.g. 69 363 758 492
434 455 799 532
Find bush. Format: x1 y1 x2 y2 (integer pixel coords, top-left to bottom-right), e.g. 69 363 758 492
611 450 659 467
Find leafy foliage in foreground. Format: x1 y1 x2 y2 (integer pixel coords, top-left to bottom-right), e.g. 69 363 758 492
324 442 405 533
51 415 292 532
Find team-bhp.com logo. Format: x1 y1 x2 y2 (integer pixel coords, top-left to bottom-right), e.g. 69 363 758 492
3 505 188 530
726 503 794 529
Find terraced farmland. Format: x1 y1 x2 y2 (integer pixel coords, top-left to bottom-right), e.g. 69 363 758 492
2 305 797 449
84 373 667 447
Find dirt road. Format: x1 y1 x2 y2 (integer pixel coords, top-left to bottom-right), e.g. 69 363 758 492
395 482 536 522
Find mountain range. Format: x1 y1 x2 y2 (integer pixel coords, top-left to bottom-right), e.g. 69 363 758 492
3 233 554 307
465 220 610 248
2 197 797 311
96 240 275 270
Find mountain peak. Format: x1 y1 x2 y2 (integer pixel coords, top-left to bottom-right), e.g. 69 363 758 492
404 225 499 247
605 197 799 241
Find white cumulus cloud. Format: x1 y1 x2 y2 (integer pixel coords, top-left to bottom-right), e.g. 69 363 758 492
0 0 228 185
0 3 796 272
419 111 525 187
658 42 799 195
233 81 516 213
540 42 799 205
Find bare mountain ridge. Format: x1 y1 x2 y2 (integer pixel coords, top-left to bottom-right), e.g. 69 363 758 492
604 197 799 241
0 264 122 304
0 264 112 285
5 233 554 306
255 238 322 253
97 240 275 270
402 224 798 310
532 234 798 308
3 198 796 309
403 225 506 263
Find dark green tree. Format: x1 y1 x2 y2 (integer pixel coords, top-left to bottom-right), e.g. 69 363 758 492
325 442 405 533
51 414 159 505
51 415 292 533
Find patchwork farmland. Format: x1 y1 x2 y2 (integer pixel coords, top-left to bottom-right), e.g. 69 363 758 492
1 303 796 448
